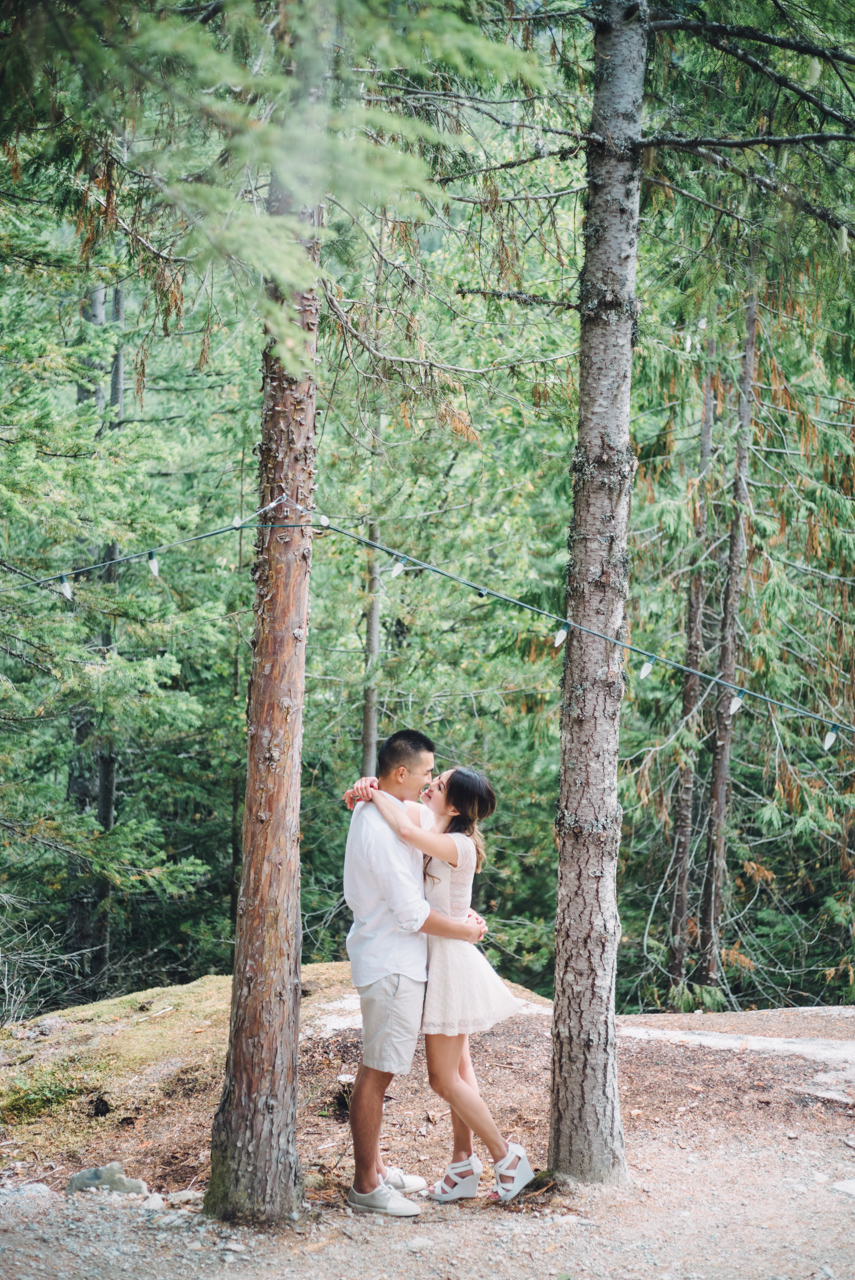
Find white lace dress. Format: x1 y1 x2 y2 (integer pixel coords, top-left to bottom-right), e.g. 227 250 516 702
419 808 522 1037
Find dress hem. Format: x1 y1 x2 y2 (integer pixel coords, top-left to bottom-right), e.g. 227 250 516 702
421 1003 521 1037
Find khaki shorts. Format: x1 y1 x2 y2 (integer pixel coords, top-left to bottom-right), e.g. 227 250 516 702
357 973 426 1075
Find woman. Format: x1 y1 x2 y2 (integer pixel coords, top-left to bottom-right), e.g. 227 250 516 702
346 766 534 1204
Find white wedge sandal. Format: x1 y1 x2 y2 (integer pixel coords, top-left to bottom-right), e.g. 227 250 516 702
427 1153 483 1202
492 1142 535 1202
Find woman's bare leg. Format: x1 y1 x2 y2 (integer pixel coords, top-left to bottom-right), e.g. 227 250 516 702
425 1033 507 1164
449 1036 478 1163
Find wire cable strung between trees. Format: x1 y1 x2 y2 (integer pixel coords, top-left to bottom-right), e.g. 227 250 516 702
3 494 851 745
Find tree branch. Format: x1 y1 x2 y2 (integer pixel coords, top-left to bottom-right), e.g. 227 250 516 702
455 286 579 310
686 145 855 237
437 142 589 186
648 19 855 68
696 33 855 132
647 131 855 150
642 175 755 225
322 283 578 376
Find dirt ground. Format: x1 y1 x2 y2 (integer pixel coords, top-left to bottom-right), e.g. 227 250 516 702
1 963 854 1280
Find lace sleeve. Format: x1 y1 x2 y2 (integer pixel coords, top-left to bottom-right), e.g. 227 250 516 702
449 832 477 875
419 805 435 830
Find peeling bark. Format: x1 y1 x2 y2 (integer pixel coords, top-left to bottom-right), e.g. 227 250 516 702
206 197 321 1222
549 0 648 1184
668 338 714 990
699 281 758 987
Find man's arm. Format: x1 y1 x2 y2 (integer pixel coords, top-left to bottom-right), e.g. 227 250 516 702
420 909 486 944
371 837 431 934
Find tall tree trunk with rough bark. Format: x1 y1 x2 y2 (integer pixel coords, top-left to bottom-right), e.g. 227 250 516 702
548 0 647 1184
699 280 758 987
205 195 321 1223
361 521 381 776
668 337 715 990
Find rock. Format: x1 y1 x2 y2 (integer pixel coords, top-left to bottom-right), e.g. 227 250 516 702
301 980 321 998
0 1183 58 1223
222 1241 248 1252
0 1182 52 1200
406 1237 434 1253
831 1179 855 1198
168 1188 204 1204
142 1193 166 1210
67 1163 148 1196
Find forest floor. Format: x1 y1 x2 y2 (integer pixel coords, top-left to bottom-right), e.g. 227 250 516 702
1 963 854 1280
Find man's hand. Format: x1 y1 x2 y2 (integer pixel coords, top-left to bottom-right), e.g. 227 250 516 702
342 776 379 810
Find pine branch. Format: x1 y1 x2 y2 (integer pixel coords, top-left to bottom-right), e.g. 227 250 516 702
642 176 755 225
322 282 579 376
648 18 855 68
687 145 855 237
437 142 590 186
696 34 855 132
455 286 580 310
647 131 855 150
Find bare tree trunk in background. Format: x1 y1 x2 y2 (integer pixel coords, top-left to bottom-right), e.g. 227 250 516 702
549 0 647 1184
206 194 321 1222
77 284 106 411
360 225 386 777
699 278 758 987
231 447 247 931
668 337 714 991
67 283 107 978
361 522 381 776
110 283 124 424
89 284 125 983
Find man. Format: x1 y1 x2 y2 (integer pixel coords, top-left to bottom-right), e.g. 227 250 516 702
343 728 487 1217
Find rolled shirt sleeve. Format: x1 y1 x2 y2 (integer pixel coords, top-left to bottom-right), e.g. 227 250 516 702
372 848 431 933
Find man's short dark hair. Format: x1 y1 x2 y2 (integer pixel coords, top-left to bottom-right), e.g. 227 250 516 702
377 729 436 777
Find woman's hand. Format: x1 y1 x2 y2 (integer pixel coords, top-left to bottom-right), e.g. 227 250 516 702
463 909 488 944
342 776 379 810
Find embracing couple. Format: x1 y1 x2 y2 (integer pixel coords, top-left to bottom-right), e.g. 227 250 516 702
342 728 534 1218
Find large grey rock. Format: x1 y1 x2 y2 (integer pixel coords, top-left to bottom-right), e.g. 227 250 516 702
67 1162 147 1195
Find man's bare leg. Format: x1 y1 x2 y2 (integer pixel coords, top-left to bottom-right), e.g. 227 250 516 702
350 1063 394 1194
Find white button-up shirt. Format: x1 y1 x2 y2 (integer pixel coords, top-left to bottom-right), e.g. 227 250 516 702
343 796 430 988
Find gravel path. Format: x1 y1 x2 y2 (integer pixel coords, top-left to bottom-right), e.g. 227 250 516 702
2 1129 855 1280
3 972 855 1279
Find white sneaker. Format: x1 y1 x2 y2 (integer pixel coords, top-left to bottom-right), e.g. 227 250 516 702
383 1167 428 1195
347 1182 421 1217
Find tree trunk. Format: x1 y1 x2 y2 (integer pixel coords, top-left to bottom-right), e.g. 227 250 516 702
668 337 715 991
206 196 321 1223
67 283 107 977
548 0 647 1184
110 283 124 424
361 522 381 776
699 282 757 987
78 284 106 412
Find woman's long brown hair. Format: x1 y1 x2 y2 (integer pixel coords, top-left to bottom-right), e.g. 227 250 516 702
443 767 497 872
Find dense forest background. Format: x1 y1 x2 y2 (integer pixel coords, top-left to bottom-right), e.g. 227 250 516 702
2 0 855 1021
